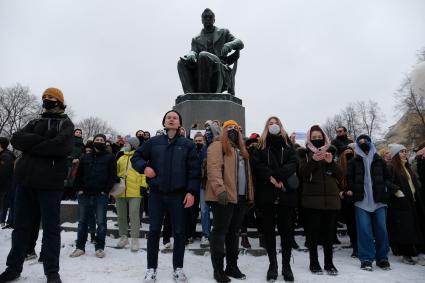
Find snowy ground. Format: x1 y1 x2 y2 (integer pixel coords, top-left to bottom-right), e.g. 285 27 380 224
0 229 424 282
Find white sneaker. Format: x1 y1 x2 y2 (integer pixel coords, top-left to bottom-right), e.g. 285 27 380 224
173 268 188 283
200 236 210 248
116 235 129 249
69 249 85 258
143 268 157 283
162 241 172 249
95 249 105 258
130 238 139 252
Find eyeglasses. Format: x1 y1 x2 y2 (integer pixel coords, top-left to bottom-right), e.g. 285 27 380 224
226 125 237 130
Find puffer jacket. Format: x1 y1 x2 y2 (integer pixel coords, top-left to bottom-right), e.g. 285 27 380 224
298 147 343 210
11 112 74 190
116 150 147 198
131 134 200 194
205 141 254 204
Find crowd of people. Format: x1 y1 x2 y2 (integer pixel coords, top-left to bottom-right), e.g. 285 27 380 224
0 88 424 283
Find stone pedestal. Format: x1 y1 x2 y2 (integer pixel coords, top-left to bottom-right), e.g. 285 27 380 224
173 93 245 133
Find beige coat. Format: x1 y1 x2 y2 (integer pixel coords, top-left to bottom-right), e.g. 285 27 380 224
205 141 254 204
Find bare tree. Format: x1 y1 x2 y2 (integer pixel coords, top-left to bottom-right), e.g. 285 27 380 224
356 100 385 139
0 84 40 138
396 77 425 137
76 116 117 141
341 103 361 138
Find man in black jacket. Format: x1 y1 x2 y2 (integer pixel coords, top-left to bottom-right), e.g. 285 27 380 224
132 110 200 283
69 133 117 259
331 126 354 157
0 137 15 212
0 88 74 283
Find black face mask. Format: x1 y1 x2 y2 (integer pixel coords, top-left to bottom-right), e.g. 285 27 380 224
227 129 239 144
137 136 144 144
196 143 203 150
359 143 370 152
93 142 106 151
144 137 150 141
43 99 58 110
311 139 325 148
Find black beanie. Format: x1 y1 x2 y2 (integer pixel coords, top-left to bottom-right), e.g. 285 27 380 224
94 134 107 142
162 110 182 127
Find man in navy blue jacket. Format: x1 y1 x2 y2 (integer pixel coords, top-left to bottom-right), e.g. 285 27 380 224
132 110 200 283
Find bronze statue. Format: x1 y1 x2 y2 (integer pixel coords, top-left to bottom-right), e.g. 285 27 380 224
178 8 244 94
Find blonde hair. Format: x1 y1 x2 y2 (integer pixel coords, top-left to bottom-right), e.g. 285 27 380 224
258 116 290 150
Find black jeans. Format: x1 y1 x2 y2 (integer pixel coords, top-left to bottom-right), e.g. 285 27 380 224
147 192 185 269
304 208 338 267
260 205 294 262
6 185 63 276
210 196 248 270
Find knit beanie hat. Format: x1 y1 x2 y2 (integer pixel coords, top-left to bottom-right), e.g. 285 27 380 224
222 120 240 129
388 143 407 159
94 134 107 142
127 136 140 149
42 88 64 103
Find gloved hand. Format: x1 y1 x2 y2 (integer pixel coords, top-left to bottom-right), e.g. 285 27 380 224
395 190 405 198
217 191 228 205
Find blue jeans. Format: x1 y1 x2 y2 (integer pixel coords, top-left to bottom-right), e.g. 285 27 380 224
355 206 389 262
147 192 185 269
200 188 210 238
76 194 108 251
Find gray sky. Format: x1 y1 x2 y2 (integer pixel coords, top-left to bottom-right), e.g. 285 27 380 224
1 0 424 137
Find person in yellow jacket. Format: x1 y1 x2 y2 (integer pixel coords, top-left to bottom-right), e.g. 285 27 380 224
115 137 147 252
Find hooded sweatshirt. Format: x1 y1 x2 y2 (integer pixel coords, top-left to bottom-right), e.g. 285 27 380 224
354 139 387 212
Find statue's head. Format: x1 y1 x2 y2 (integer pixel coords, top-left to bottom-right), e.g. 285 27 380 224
201 8 215 29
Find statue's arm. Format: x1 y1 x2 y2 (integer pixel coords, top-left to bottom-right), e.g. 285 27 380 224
224 30 244 51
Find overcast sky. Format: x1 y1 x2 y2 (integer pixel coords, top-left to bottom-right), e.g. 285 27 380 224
1 0 424 137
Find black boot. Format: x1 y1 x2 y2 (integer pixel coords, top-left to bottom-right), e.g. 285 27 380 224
46 273 62 283
324 245 338 275
0 270 20 283
266 253 278 282
225 265 246 280
282 252 294 282
213 270 231 283
212 257 230 283
309 245 323 275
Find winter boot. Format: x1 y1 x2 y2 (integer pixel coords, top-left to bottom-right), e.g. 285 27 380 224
266 253 278 282
224 265 246 280
212 257 230 283
282 252 294 282
0 270 20 283
46 273 62 283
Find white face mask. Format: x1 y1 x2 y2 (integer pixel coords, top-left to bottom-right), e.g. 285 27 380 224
268 124 281 135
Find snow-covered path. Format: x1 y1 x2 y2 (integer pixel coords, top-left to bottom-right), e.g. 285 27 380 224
0 230 423 282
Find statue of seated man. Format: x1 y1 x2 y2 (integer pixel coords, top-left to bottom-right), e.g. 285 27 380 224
178 8 244 94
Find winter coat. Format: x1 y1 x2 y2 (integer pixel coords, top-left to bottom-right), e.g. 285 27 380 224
70 136 84 159
116 150 147 198
252 143 298 207
331 136 354 156
387 164 425 245
205 141 254 204
75 150 117 195
298 147 343 210
347 154 397 204
131 134 200 195
11 112 74 190
0 149 15 192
